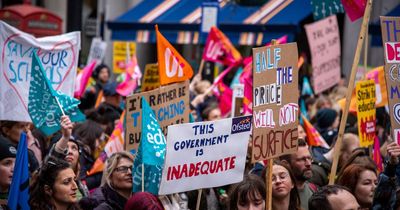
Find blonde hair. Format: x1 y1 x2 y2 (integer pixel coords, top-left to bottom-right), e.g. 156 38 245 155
101 151 134 187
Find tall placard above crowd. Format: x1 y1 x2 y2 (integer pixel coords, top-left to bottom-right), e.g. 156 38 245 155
251 43 299 162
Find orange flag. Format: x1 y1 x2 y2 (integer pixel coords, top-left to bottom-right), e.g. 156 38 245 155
156 25 193 85
301 115 330 149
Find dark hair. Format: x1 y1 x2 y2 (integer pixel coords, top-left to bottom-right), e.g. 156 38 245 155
309 185 352 210
92 64 110 81
73 120 104 155
29 157 79 210
201 101 219 120
228 174 266 210
337 148 377 178
336 164 377 195
261 162 301 210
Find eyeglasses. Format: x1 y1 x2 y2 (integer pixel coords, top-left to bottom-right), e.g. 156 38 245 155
114 165 133 173
272 172 289 183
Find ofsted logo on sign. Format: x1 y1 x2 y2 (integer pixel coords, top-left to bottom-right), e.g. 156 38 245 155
231 116 252 134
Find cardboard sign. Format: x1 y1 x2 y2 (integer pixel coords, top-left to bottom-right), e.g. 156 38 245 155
381 17 400 143
356 80 376 147
141 63 160 92
305 15 341 94
87 37 107 66
113 41 136 74
252 42 299 162
125 81 190 153
159 115 252 195
232 84 244 117
0 21 80 122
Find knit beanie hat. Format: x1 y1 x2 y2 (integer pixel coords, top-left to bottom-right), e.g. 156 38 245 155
0 136 17 161
124 192 164 210
316 108 338 129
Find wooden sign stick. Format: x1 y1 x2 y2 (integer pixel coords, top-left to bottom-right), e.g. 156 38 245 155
328 0 373 185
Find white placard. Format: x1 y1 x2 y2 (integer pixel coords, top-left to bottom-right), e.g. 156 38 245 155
159 115 252 195
0 21 80 122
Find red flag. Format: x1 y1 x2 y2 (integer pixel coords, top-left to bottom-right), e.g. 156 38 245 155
74 61 96 99
116 54 142 96
202 27 242 65
156 25 193 85
341 0 367 22
301 115 330 149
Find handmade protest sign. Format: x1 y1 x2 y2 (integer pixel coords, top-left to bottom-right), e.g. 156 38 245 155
87 37 107 66
356 80 376 147
381 16 400 144
232 84 244 117
252 42 299 162
125 81 189 154
158 115 252 195
141 63 160 92
0 21 80 122
305 15 341 94
113 41 136 74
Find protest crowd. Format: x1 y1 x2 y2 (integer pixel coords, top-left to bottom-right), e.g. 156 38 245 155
1 1 400 210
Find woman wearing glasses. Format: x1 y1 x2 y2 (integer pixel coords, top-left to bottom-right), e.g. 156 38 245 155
266 162 301 210
80 151 134 210
29 157 80 210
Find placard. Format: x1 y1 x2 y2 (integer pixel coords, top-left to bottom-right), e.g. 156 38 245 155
87 37 107 66
356 80 376 147
141 63 160 92
381 16 400 143
0 21 80 122
305 15 341 94
159 115 252 195
252 42 299 162
113 41 136 74
125 81 189 153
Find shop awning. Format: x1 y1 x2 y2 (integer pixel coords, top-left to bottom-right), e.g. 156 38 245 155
107 0 312 45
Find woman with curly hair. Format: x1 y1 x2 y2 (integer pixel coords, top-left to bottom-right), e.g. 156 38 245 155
29 157 80 210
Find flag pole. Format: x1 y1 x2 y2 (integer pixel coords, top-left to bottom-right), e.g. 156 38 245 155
328 0 373 185
55 96 66 116
197 59 205 78
141 163 144 192
195 189 202 210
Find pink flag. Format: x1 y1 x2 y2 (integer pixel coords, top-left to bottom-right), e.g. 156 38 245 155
213 81 233 117
74 61 96 99
341 0 367 22
373 136 383 172
116 55 142 96
240 57 253 115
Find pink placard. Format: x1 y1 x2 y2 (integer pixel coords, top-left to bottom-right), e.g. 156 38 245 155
305 15 341 94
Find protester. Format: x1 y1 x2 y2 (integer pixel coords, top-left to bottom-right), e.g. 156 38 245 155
263 162 301 210
79 64 111 111
201 101 222 121
79 151 133 210
228 174 266 210
337 164 377 209
314 108 339 146
73 120 105 190
0 138 16 208
280 139 316 210
0 121 39 173
372 141 400 210
309 185 360 210
48 116 89 200
337 148 377 179
124 192 164 210
29 157 80 210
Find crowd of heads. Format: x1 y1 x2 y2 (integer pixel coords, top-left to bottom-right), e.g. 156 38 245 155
0 56 397 210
